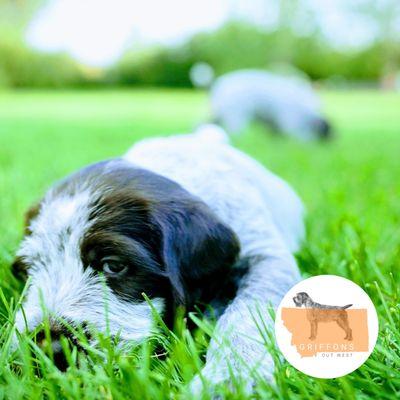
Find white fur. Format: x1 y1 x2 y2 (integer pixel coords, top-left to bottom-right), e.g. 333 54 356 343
16 189 164 343
124 124 304 387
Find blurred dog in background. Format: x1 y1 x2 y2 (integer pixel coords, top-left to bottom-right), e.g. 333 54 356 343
191 64 332 141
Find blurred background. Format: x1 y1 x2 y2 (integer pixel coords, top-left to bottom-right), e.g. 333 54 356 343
1 0 400 245
0 0 399 89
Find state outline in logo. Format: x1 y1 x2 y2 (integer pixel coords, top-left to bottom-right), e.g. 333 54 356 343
275 275 378 379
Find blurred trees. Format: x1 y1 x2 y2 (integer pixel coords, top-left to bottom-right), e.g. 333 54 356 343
347 0 400 88
0 0 43 35
0 0 399 88
0 0 84 87
107 47 195 87
108 0 399 88
0 39 85 87
108 22 387 87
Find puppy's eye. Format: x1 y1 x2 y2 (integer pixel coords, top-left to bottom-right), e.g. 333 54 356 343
102 261 127 276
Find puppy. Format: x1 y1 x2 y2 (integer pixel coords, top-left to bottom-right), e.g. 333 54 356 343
293 292 353 341
12 124 304 387
210 69 332 140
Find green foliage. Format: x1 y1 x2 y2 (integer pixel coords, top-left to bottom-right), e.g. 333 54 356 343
186 23 275 75
0 0 45 34
108 47 195 87
0 37 85 88
1 0 400 88
0 0 86 88
109 22 391 87
0 89 399 398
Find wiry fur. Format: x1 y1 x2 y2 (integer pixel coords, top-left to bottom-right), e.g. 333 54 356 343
14 124 304 389
125 124 303 388
16 190 164 341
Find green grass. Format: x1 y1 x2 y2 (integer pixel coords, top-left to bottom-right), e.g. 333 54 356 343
0 89 399 399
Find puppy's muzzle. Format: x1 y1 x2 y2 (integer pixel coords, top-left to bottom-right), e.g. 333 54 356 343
33 325 89 371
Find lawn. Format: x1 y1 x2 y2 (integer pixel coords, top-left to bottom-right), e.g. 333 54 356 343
0 89 399 399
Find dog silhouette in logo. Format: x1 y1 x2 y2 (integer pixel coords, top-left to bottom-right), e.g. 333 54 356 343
293 292 353 341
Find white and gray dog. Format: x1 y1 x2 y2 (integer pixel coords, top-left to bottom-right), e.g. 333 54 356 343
210 69 331 140
12 124 303 387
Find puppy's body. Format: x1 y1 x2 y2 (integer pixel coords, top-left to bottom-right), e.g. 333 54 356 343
14 125 304 387
293 292 353 341
129 125 304 385
126 125 304 254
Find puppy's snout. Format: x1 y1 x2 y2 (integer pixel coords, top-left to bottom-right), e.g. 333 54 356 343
33 325 87 371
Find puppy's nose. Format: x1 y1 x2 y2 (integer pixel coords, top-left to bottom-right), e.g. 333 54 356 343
33 327 76 371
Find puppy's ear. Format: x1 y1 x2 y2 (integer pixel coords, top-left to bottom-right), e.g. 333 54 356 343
156 200 240 306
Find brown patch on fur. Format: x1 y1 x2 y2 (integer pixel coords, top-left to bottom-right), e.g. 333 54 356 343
24 202 41 235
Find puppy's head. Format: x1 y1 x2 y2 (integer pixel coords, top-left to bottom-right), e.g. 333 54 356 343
12 159 239 366
293 292 311 307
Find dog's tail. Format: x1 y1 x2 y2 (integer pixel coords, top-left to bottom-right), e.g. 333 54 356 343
342 304 353 309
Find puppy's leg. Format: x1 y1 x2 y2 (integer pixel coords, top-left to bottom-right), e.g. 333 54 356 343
191 249 300 393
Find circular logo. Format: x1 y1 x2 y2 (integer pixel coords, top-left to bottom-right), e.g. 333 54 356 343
275 275 378 378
